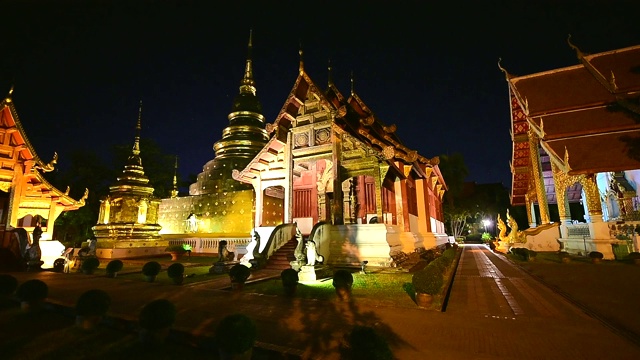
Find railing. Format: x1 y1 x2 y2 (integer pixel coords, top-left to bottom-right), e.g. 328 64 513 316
566 224 590 238
167 238 251 254
259 223 297 261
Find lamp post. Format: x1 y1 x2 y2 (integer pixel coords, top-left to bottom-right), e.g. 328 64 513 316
482 219 491 235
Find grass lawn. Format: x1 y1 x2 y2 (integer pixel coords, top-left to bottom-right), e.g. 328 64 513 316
243 270 416 305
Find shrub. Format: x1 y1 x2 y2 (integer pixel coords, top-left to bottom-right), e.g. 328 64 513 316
167 263 185 278
106 259 123 273
627 252 640 260
81 257 100 271
280 268 299 287
442 248 456 262
229 264 251 283
332 269 354 289
429 256 449 273
139 299 176 331
53 258 66 272
165 244 187 253
76 289 111 317
588 251 604 259
216 313 257 355
481 232 492 242
528 250 537 258
412 266 444 295
0 274 18 296
142 261 162 276
16 279 48 303
419 249 437 263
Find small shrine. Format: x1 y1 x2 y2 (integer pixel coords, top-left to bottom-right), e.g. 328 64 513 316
91 101 165 258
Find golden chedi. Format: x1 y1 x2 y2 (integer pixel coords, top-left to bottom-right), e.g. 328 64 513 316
92 102 165 258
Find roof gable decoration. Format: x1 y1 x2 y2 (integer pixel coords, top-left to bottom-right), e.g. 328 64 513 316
1 89 88 208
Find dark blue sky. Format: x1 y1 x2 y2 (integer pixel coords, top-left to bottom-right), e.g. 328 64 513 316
2 0 640 190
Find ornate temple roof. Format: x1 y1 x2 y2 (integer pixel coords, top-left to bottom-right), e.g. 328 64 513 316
504 42 640 205
109 101 154 197
189 31 269 195
245 51 445 190
0 91 87 210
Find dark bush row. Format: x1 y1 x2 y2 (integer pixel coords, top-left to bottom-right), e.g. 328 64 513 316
509 247 536 261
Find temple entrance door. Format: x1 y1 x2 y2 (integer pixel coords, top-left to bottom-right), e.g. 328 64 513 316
341 175 377 224
262 186 285 227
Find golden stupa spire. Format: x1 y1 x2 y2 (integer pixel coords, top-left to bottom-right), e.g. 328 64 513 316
327 59 333 87
5 84 14 102
239 29 256 95
350 71 355 95
171 155 179 198
299 41 304 73
132 100 142 156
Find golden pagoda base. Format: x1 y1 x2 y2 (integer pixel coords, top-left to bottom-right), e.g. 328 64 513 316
93 238 169 259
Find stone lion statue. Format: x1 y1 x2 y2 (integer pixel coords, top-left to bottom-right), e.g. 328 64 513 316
305 240 324 266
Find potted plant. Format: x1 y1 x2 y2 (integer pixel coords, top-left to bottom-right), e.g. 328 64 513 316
142 261 162 282
53 258 66 273
589 251 604 264
229 264 251 290
105 259 124 278
81 256 100 275
138 299 177 344
412 265 444 308
280 268 299 297
332 269 354 301
165 244 187 261
167 263 185 285
215 313 257 360
627 252 640 265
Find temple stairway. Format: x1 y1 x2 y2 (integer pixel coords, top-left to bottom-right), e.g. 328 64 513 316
263 239 297 270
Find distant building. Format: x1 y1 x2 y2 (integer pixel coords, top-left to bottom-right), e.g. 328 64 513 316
503 40 640 258
158 34 449 266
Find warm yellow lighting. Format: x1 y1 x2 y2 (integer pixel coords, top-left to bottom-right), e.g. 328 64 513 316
40 240 65 268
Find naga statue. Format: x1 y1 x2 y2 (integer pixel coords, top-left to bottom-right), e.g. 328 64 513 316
497 210 527 244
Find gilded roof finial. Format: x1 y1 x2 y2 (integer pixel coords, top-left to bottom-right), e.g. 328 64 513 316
171 155 179 198
299 41 304 73
497 57 512 80
133 100 142 156
5 84 14 102
327 59 333 87
240 29 256 95
567 34 584 60
350 71 355 95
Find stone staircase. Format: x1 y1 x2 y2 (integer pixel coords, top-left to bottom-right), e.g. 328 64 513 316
263 239 298 270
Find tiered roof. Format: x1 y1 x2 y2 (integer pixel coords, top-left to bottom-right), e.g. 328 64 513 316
504 42 640 205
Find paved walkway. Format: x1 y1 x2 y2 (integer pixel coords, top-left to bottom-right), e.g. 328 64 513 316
3 245 640 359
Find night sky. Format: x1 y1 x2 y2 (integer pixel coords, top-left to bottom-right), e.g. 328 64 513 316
2 0 640 192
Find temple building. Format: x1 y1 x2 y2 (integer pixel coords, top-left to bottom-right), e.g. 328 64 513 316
232 52 449 266
91 101 164 258
158 32 270 247
158 35 449 266
503 40 640 259
0 89 87 266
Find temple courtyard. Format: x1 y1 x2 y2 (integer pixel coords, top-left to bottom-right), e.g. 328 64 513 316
2 244 640 359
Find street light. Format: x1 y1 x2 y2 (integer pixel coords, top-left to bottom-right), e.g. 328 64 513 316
482 219 492 234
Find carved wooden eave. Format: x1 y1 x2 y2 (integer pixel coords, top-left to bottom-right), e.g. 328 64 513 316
347 91 425 166
233 135 286 184
273 70 336 137
0 97 88 220
539 141 571 173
